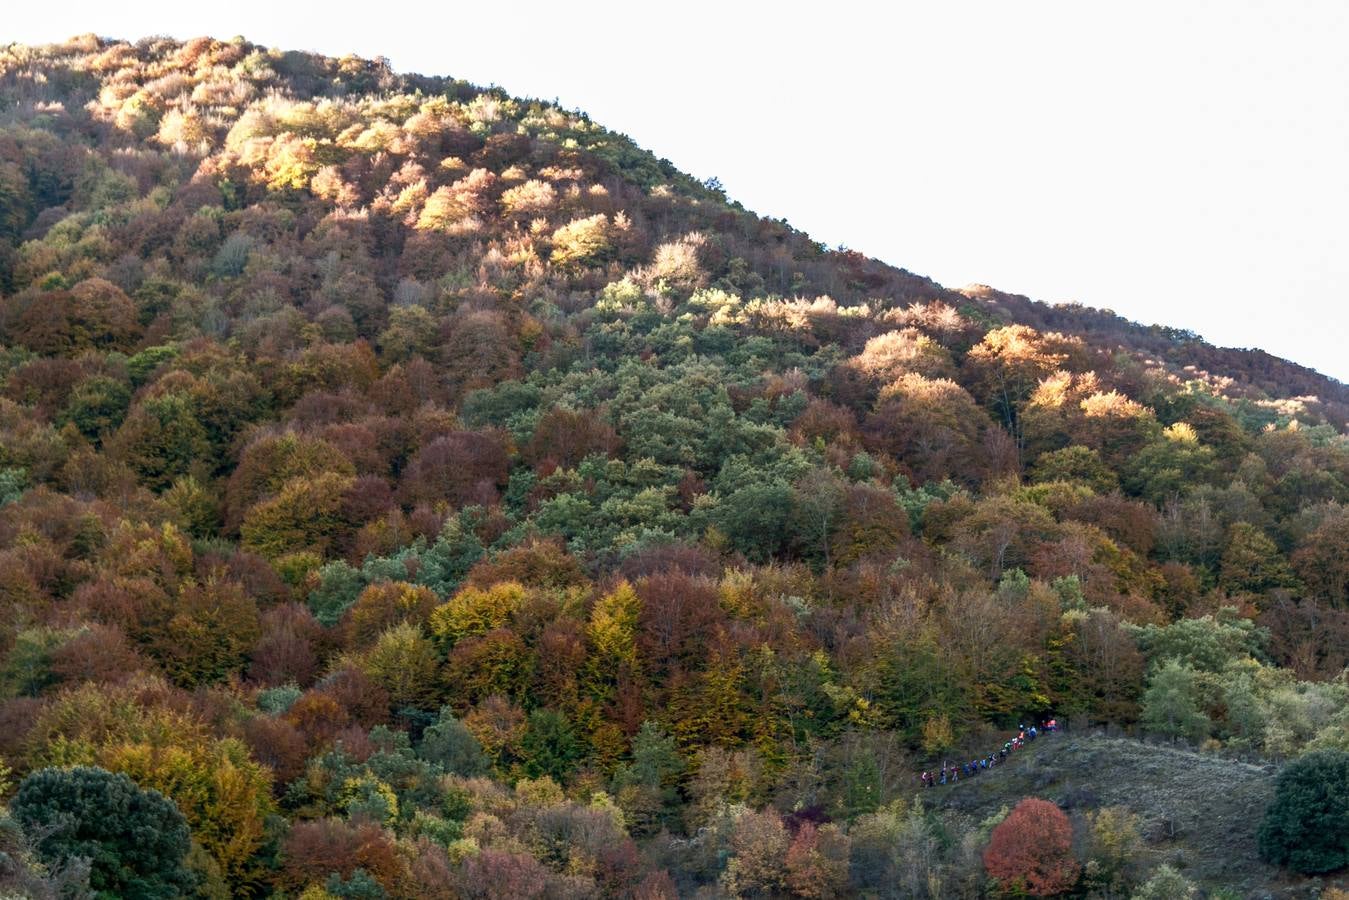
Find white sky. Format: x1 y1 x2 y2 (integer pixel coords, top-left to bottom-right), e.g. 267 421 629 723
8 0 1349 381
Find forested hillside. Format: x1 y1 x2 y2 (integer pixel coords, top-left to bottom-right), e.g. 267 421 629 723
1 34 1348 898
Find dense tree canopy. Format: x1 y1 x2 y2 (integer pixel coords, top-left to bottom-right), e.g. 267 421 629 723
0 33 1345 898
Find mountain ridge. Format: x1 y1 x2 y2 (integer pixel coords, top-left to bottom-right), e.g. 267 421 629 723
2 33 1344 423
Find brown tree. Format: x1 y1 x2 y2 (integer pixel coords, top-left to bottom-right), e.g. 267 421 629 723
399 430 510 509
523 407 620 470
865 373 987 485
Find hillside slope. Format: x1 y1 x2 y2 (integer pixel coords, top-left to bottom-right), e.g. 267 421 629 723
931 733 1289 896
0 34 1347 900
0 34 1344 422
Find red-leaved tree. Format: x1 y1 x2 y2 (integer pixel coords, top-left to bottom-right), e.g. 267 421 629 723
983 798 1080 896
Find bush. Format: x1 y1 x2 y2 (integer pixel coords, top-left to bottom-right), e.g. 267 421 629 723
259 682 303 715
1131 863 1197 900
1257 748 1349 873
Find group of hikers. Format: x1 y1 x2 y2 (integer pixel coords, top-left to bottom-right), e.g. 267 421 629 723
919 718 1059 788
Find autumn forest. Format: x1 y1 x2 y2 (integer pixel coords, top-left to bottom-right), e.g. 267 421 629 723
0 34 1348 899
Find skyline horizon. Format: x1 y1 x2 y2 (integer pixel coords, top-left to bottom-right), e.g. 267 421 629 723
7 3 1348 383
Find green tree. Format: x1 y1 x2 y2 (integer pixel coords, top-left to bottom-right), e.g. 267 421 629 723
0 467 25 506
710 480 794 562
520 708 582 782
617 721 685 790
1220 522 1298 595
1131 612 1265 674
58 375 132 441
1139 660 1210 742
0 159 33 242
417 706 490 776
0 627 65 698
612 721 684 835
1122 428 1218 503
841 752 883 819
789 467 847 568
127 345 180 386
1257 749 1349 874
12 766 194 900
309 560 366 627
112 393 211 489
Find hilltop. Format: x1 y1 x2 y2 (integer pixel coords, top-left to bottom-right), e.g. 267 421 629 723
1 34 1344 424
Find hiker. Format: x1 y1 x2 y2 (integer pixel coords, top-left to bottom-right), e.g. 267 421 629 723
915 722 1047 786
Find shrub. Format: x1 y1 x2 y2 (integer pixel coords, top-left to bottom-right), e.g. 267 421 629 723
1131 863 1197 900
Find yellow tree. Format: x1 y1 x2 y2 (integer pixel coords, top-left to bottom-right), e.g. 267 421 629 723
361 622 442 710
429 581 527 650
963 325 1088 456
